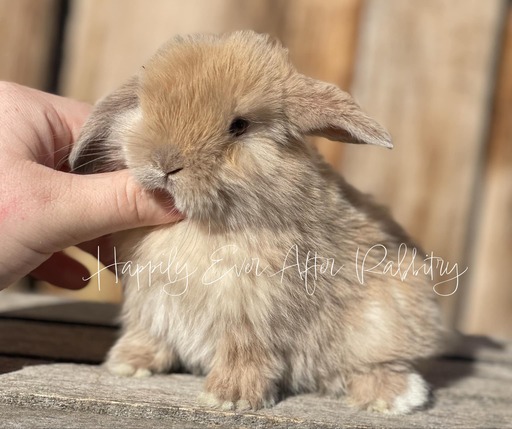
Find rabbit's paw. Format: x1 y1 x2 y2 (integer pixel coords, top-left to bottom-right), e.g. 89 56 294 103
201 367 277 411
106 361 152 378
347 368 429 415
105 333 176 378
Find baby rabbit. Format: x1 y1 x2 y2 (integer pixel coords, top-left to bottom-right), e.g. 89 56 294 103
70 31 442 414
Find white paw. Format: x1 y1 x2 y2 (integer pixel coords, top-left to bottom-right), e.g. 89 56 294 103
106 362 152 378
390 373 429 414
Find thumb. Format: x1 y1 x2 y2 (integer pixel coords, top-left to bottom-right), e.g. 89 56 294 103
38 169 182 252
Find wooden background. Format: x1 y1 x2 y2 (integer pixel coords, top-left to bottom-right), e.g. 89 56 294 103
1 0 510 340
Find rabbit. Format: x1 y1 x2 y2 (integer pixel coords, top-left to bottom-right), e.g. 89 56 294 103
69 31 442 414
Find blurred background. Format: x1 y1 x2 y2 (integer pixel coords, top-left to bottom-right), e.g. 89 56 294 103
0 0 510 340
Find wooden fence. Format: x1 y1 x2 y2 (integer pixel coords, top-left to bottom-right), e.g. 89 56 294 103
1 0 510 339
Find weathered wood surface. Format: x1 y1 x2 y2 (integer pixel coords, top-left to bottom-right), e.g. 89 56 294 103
461 6 512 339
0 290 118 326
0 293 511 428
1 357 511 429
0 404 214 429
0 291 117 363
342 0 507 324
0 319 115 363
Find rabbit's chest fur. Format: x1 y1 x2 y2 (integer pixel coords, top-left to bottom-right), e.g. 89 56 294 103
118 221 291 373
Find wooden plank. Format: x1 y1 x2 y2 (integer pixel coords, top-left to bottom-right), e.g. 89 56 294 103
0 360 510 428
0 319 115 362
0 356 50 375
0 292 118 326
0 291 71 312
460 6 512 340
341 0 506 324
0 405 213 429
0 301 118 327
0 0 59 89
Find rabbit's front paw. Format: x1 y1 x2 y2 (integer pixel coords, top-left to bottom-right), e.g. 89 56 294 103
105 332 176 378
106 361 152 378
347 367 429 414
201 366 277 411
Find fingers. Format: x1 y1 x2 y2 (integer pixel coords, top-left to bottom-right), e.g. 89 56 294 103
30 251 90 290
35 168 182 253
0 82 92 167
0 83 181 286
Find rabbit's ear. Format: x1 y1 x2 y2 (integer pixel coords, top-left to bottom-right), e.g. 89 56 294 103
69 76 140 173
287 75 392 148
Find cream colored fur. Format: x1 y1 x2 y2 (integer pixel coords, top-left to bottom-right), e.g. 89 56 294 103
70 31 442 414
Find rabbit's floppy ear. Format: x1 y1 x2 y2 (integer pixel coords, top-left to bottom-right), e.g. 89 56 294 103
69 76 140 173
287 75 392 148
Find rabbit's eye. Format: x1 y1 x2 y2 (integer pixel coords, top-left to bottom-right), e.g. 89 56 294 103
229 117 249 137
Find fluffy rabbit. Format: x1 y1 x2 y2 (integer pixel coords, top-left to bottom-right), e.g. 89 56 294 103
70 31 442 414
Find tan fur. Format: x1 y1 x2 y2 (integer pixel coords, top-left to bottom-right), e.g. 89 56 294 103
70 31 442 414
347 366 409 411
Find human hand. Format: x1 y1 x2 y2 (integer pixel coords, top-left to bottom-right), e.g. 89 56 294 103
0 82 182 289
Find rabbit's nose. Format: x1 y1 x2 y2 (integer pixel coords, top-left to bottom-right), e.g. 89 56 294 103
154 146 185 177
